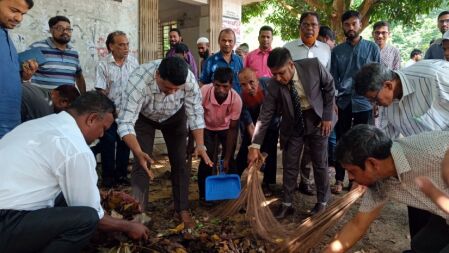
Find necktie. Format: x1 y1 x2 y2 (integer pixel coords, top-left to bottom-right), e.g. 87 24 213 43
289 81 305 136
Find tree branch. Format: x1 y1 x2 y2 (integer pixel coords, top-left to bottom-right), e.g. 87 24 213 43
273 0 300 17
303 0 327 10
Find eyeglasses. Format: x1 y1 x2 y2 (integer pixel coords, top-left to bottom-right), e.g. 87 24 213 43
52 26 73 33
301 23 319 29
439 19 449 25
374 31 389 36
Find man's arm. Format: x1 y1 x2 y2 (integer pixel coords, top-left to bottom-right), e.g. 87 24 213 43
75 73 87 93
323 204 384 253
98 214 149 240
191 128 212 166
223 119 239 171
122 134 154 179
317 59 335 136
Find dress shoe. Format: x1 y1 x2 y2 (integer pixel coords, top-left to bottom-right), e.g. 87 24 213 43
308 203 326 216
298 182 315 196
274 205 294 219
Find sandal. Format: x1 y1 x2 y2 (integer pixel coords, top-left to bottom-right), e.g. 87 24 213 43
179 210 195 240
331 181 343 194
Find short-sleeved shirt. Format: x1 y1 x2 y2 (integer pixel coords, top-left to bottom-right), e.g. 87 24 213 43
201 84 242 131
95 54 139 108
29 37 82 89
166 48 198 79
117 59 204 137
425 38 444 60
0 27 21 139
21 84 53 122
284 39 331 70
331 37 380 112
359 131 449 221
380 44 401 70
244 48 272 78
200 51 243 94
0 112 104 219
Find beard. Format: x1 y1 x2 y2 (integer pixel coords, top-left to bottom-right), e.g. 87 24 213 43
199 50 210 59
301 34 318 47
344 30 359 40
242 89 265 108
53 35 71 44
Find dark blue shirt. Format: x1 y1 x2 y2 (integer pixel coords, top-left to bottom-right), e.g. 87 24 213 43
0 28 21 138
424 39 444 60
200 51 243 93
331 37 380 112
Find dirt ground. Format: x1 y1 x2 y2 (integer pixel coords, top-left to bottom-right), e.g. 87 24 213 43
86 155 411 253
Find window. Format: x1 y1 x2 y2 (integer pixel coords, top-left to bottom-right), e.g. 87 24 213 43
160 21 177 57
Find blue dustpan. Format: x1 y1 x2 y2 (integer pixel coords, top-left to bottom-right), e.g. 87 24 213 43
205 160 241 201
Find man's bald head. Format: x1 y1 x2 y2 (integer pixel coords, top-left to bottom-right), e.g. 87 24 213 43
239 68 259 96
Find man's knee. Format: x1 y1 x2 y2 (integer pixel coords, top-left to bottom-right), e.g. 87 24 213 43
77 207 100 232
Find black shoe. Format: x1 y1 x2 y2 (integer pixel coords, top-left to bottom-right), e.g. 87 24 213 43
308 203 326 216
102 177 115 188
262 183 273 197
274 205 294 219
298 182 315 196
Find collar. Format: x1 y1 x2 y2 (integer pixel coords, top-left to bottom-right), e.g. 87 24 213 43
106 53 129 65
297 39 317 48
394 70 415 98
255 47 272 54
292 67 300 84
150 69 161 94
390 142 412 182
216 51 239 62
46 37 73 50
345 36 363 46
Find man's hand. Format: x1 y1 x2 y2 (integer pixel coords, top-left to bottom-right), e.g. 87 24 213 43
416 176 449 214
321 120 332 136
134 150 154 180
125 221 150 240
248 147 262 168
223 159 230 173
195 145 213 167
373 105 379 118
21 59 38 81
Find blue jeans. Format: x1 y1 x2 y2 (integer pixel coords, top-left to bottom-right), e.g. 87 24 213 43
99 122 130 180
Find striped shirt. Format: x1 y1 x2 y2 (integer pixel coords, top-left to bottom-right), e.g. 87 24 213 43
378 60 449 138
95 54 139 109
28 38 82 89
117 59 204 137
359 131 449 221
380 44 401 70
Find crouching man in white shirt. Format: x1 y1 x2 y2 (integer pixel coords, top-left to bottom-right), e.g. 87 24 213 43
0 91 149 253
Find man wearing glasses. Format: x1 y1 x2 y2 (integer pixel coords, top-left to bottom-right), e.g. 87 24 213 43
27 16 86 93
425 11 449 60
372 21 401 70
354 60 449 252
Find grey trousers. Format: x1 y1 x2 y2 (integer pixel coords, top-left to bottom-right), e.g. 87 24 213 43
131 108 189 212
282 110 331 204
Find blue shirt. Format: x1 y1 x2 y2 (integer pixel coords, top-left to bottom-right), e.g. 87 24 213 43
331 37 380 112
0 28 21 139
200 51 243 94
29 38 82 89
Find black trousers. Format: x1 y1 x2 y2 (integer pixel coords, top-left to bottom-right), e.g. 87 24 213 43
411 213 449 253
131 107 188 212
198 128 228 199
0 205 98 253
335 105 372 182
235 127 279 185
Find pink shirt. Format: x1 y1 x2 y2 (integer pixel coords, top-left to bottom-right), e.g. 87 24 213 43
201 84 242 131
244 48 272 78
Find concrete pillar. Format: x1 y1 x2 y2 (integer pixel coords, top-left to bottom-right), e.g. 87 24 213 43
139 0 159 63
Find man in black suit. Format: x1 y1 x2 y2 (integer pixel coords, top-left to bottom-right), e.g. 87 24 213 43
248 47 335 218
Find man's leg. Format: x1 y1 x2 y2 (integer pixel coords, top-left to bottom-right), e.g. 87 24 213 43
160 108 188 212
115 130 131 181
0 207 98 253
99 122 118 187
333 105 353 192
131 115 156 210
307 132 330 205
411 213 449 253
197 129 218 201
235 131 251 176
261 128 279 185
281 135 304 204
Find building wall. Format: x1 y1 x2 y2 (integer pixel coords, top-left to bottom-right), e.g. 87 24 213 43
10 0 139 90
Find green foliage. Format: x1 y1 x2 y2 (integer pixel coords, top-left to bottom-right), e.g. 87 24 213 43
242 0 449 41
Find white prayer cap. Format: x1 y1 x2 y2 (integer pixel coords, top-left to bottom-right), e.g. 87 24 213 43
197 37 209 44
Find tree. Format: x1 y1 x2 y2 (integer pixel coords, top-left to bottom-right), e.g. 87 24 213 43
243 0 449 42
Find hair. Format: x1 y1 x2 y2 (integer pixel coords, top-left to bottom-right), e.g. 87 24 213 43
158 57 188 86
174 43 189 54
341 10 360 23
105 31 126 52
169 28 181 36
259 25 273 35
438 11 449 20
238 43 249 53
54 84 80 103
267 47 292 69
336 124 392 169
372 20 390 31
48 16 71 28
299 11 320 25
25 0 34 8
354 63 395 96
218 28 236 42
410 49 422 59
213 67 233 84
68 91 115 118
319 25 336 41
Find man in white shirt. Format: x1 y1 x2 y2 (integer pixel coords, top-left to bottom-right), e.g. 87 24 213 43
403 49 422 68
95 31 139 187
0 91 149 253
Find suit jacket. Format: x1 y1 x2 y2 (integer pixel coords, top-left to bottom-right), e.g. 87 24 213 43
252 58 336 148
